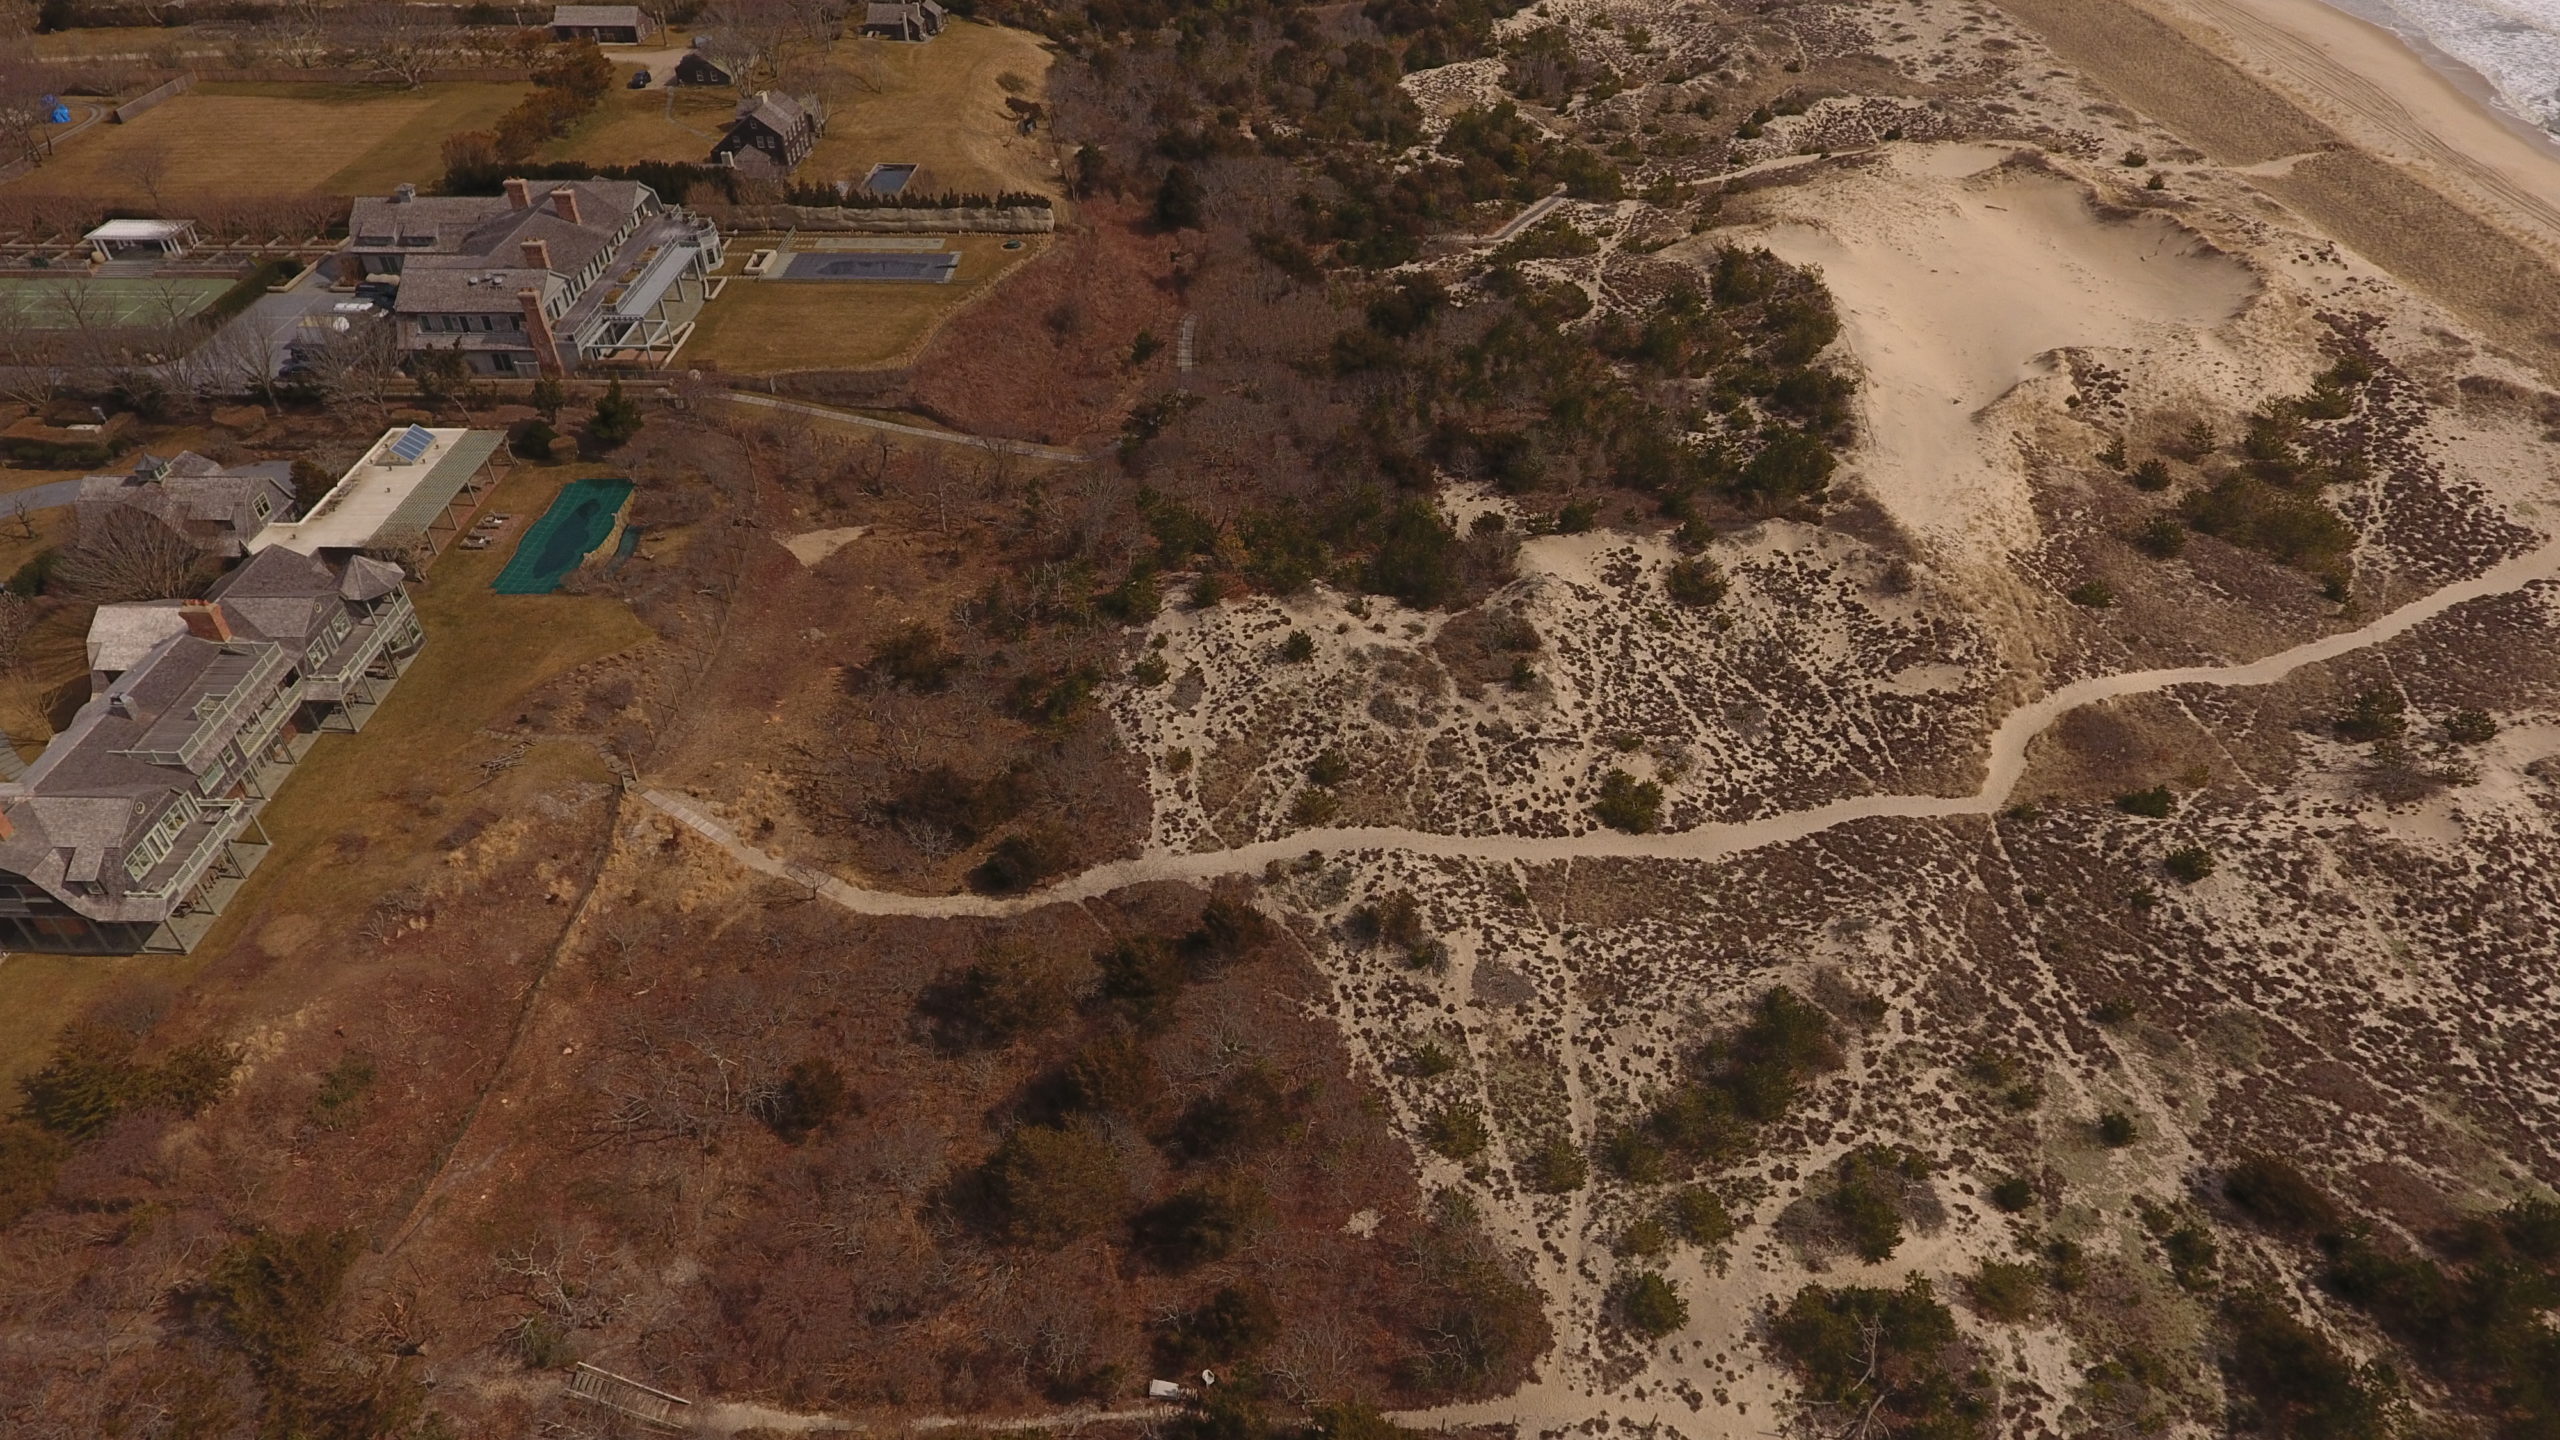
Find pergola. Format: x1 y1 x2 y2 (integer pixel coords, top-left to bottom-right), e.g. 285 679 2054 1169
84 218 201 263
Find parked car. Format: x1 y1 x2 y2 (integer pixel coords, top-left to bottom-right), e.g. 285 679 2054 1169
628 67 651 88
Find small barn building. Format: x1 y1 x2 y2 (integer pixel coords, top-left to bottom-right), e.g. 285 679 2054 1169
860 0 945 41
673 49 734 86
549 4 656 43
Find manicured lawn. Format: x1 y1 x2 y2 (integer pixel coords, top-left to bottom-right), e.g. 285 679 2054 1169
9 82 528 206
685 233 1045 372
537 86 738 169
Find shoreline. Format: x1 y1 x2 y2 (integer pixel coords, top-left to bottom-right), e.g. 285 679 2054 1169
2148 0 2560 251
2311 0 2560 151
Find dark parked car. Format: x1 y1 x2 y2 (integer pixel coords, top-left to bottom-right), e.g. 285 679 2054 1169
628 67 651 88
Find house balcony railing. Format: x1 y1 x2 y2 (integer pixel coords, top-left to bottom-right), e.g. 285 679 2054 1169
128 797 251 907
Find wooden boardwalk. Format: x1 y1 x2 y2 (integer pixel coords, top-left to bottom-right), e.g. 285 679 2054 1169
567 1362 693 1432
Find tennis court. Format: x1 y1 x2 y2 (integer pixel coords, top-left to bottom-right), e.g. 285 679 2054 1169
492 478 633 595
0 277 233 329
777 251 959 283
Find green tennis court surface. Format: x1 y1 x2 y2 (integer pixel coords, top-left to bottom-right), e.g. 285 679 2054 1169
0 277 232 328
492 478 633 595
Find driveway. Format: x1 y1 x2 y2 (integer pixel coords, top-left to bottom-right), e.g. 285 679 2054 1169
187 266 357 380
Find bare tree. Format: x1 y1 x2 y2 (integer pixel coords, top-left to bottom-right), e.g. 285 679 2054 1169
179 315 283 412
57 509 215 602
304 313 403 426
334 3 450 89
128 144 172 213
0 60 56 172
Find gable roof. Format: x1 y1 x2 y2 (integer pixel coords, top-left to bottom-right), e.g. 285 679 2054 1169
735 92 816 138
551 4 649 26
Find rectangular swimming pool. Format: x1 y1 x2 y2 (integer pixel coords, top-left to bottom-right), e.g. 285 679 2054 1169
776 250 959 283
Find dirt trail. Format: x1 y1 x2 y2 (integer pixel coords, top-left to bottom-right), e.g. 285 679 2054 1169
643 531 2560 913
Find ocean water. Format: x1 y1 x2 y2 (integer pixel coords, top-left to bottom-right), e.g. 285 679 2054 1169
2337 0 2560 129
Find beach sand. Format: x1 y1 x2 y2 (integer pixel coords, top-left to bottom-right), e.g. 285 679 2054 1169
1995 0 2560 374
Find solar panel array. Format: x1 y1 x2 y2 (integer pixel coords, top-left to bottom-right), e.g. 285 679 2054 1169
387 425 435 465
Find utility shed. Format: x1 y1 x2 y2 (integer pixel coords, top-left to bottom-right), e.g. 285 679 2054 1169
249 427 506 557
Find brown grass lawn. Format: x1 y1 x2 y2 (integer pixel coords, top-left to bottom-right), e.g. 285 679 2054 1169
801 22 1060 196
0 461 652 1090
543 23 1059 196
10 82 528 207
26 24 205 60
686 233 1045 372
537 86 738 169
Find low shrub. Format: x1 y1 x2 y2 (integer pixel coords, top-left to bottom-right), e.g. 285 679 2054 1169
1157 1283 1279 1368
1133 1176 1269 1271
982 1122 1126 1246
1826 1143 1932 1262
1424 1102 1490 1161
1615 1271 1688 1338
2223 1155 2341 1237
2096 1110 2139 1147
1172 1065 1306 1161
2221 1291 2398 1440
1966 1259 2042 1322
2115 786 2175 818
1593 768 1663 833
758 1056 854 1143
2164 845 2215 883
1521 1136 1588 1193
1770 1277 1991 1439
1669 1185 1734 1246
1988 1176 2035 1213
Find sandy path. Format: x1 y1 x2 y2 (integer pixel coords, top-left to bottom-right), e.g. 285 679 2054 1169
642 530 2560 916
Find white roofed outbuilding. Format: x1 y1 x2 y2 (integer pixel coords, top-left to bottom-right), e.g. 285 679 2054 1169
84 218 200 262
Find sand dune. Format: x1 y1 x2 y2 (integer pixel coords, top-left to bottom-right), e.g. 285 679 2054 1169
1995 0 2560 376
1744 148 2258 565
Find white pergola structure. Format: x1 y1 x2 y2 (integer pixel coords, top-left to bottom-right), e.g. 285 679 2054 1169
85 218 202 264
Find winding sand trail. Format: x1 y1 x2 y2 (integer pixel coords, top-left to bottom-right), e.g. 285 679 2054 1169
644 534 2560 914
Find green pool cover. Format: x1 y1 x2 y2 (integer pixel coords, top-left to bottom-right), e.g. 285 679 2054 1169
492 478 633 594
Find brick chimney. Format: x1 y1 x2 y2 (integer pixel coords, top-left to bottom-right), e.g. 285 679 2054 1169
518 288 567 377
179 600 231 643
520 238 552 271
0 808 15 842
549 187 581 225
504 177 533 210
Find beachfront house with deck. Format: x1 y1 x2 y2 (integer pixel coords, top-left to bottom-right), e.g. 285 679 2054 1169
0 424 504 954
0 548 423 954
342 179 724 375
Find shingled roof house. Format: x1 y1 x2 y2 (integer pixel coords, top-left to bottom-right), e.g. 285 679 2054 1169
550 3 656 42
78 452 296 559
342 179 724 375
860 0 945 40
0 548 422 953
712 92 826 176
